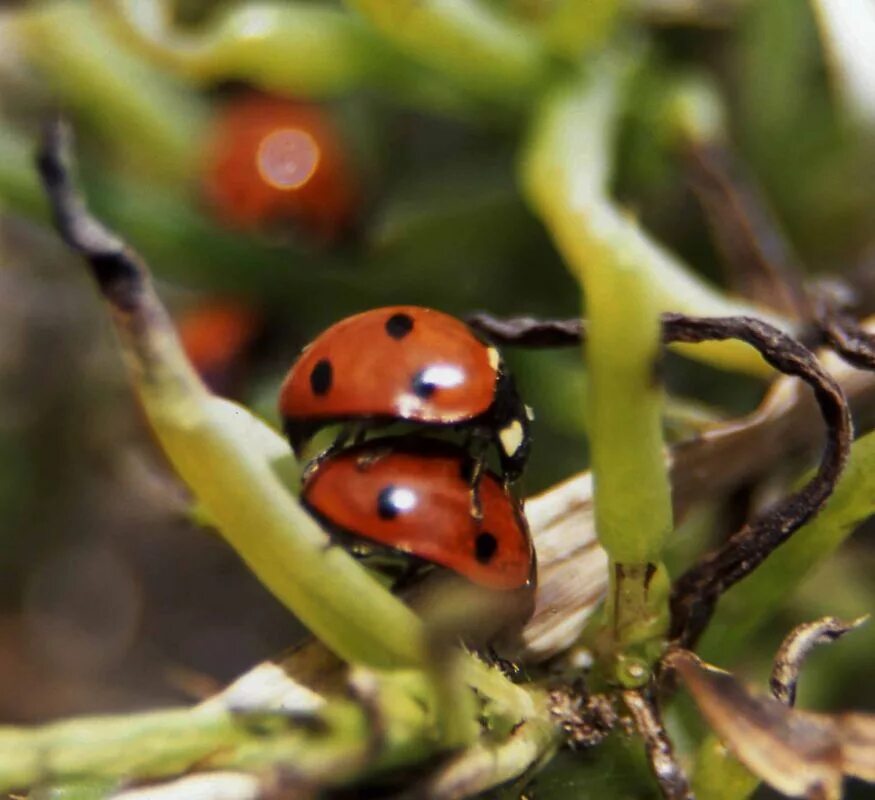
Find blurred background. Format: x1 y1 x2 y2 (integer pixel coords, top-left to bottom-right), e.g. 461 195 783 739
0 2 872 770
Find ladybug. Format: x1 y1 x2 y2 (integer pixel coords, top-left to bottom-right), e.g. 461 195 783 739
301 437 536 591
178 298 261 393
279 306 532 481
202 92 358 240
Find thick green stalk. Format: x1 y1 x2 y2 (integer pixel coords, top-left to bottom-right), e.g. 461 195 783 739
0 651 551 792
520 55 794 376
121 324 426 670
521 56 673 683
343 0 550 100
0 672 429 791
37 123 424 669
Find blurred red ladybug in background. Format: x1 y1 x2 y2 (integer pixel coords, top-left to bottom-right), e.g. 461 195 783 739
202 92 359 241
178 299 262 394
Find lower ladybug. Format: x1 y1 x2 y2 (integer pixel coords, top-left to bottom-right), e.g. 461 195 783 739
279 306 532 482
300 437 536 592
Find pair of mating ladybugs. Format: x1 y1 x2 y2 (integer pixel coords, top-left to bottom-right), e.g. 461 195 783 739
279 306 536 593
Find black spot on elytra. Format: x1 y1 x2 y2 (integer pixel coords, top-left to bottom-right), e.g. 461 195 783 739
458 458 476 484
475 532 498 563
385 313 414 339
310 359 333 395
377 486 400 520
411 369 437 399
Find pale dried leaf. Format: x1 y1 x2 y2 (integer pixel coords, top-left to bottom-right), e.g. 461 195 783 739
671 650 875 799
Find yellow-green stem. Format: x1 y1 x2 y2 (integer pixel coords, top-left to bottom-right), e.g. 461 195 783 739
522 55 674 682
98 0 475 114
43 125 425 668
520 53 795 376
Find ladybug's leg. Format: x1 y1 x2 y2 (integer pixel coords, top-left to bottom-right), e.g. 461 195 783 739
352 425 368 446
301 423 356 481
389 559 430 593
463 433 490 522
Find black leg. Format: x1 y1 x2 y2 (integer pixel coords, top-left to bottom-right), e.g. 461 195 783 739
463 433 490 522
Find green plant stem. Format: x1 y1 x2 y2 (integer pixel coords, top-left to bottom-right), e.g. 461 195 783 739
17 1 205 183
39 123 424 669
521 54 674 683
0 673 422 792
98 0 471 114
125 315 424 669
539 0 623 60
519 53 795 376
0 658 553 792
584 225 672 680
343 0 550 101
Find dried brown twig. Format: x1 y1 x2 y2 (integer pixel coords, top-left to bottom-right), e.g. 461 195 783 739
622 689 693 800
663 314 852 646
467 311 853 647
769 615 869 707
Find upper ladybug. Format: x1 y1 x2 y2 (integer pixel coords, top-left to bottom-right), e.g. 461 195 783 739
279 306 531 480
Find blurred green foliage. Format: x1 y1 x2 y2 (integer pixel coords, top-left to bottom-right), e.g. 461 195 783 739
0 0 873 797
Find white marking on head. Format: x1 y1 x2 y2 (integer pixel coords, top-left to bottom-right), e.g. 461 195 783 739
487 347 501 372
499 419 525 457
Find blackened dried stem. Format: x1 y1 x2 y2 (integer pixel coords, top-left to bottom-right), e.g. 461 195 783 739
814 299 875 371
770 616 868 706
622 688 694 800
466 313 587 348
36 116 147 313
665 314 851 645
467 311 853 647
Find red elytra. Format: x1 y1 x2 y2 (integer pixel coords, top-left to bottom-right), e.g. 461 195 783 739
279 306 531 479
301 438 535 591
202 92 358 239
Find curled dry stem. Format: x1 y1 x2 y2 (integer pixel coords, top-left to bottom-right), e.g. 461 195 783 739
465 311 853 648
770 615 869 707
814 290 875 372
664 314 852 646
